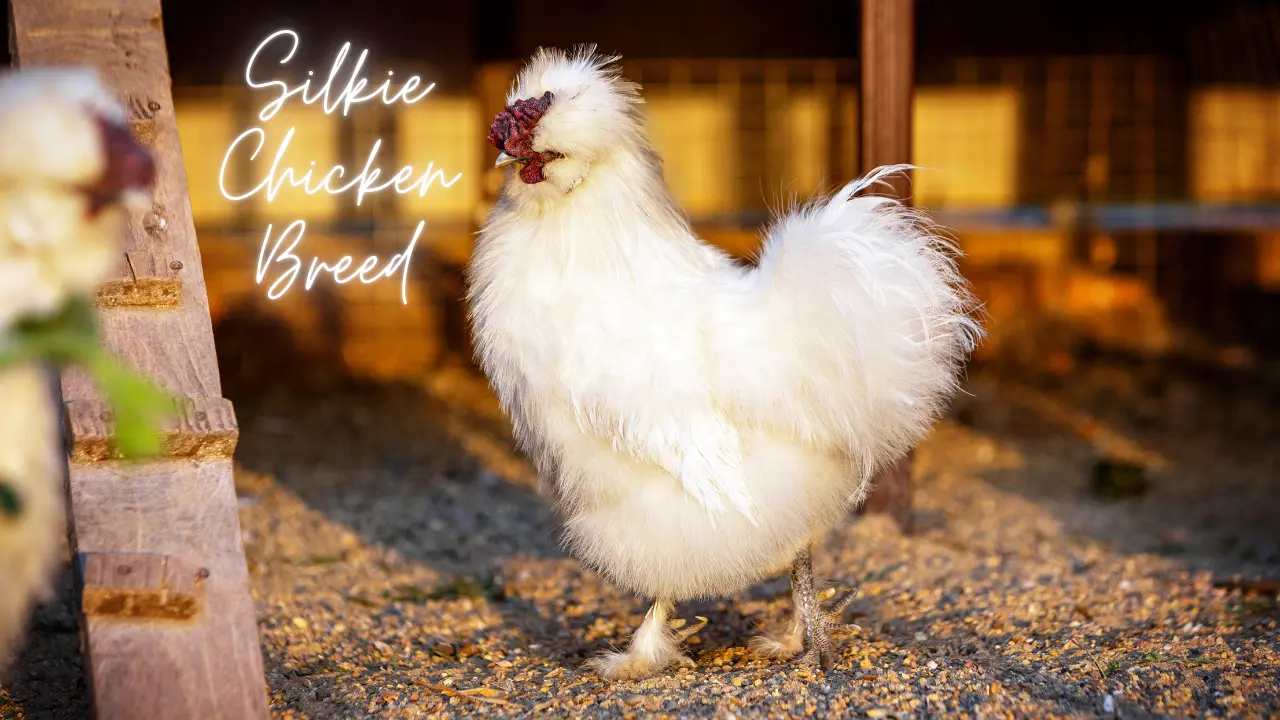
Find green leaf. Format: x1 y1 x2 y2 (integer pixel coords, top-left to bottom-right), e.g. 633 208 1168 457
83 351 176 459
0 297 176 460
0 296 101 368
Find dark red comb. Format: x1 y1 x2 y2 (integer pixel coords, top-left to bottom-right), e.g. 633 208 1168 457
487 91 554 156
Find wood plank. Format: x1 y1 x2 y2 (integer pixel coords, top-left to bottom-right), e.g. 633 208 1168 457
93 250 182 308
9 0 163 31
64 397 238 463
858 0 917 532
79 552 203 621
59 309 224 402
69 461 265 720
10 1 268 718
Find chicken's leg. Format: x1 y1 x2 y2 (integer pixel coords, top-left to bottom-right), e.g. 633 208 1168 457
750 545 859 670
584 599 707 681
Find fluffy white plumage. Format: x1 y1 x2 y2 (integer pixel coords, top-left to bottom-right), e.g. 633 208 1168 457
0 67 143 667
0 67 138 332
468 47 981 677
0 364 64 670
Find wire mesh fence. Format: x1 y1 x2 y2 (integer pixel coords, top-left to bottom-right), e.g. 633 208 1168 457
173 51 1280 387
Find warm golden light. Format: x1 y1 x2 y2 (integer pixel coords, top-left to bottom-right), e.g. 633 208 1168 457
174 94 237 225
913 88 1021 208
396 98 482 221
1190 88 1280 201
643 92 738 218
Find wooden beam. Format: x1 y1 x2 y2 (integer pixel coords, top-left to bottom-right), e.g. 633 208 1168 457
79 553 204 621
8 1 269 718
860 0 915 198
93 250 183 309
858 0 917 532
64 397 239 463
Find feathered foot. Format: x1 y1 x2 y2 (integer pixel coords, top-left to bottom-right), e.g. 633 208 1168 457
584 599 707 681
750 546 860 670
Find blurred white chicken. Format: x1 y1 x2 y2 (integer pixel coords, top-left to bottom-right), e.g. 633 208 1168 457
0 68 155 666
468 47 982 680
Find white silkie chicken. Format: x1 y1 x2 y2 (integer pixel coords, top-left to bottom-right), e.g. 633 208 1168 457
468 47 982 680
0 68 155 666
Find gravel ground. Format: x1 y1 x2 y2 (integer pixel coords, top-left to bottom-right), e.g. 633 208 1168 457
2 351 1278 718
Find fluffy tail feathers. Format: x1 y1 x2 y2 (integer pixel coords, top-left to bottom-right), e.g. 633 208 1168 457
718 165 983 497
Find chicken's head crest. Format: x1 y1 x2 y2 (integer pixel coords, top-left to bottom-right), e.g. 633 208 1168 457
488 46 644 202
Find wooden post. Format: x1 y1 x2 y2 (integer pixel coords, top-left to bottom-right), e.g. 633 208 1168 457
858 0 917 532
9 2 269 718
860 0 915 198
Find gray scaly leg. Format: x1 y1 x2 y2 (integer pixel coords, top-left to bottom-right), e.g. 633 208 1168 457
791 545 860 671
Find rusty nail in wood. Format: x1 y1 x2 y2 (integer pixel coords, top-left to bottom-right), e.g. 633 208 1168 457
169 261 183 271
117 565 132 575
196 568 210 580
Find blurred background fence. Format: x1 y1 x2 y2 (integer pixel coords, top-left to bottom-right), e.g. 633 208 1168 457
165 1 1280 390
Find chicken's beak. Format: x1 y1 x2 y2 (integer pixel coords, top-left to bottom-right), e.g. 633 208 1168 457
495 151 520 169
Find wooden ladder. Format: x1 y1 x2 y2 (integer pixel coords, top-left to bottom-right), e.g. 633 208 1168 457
8 1 269 718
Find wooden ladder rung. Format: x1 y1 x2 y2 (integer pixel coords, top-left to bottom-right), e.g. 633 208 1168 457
64 397 238 463
77 552 205 621
93 250 182 308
